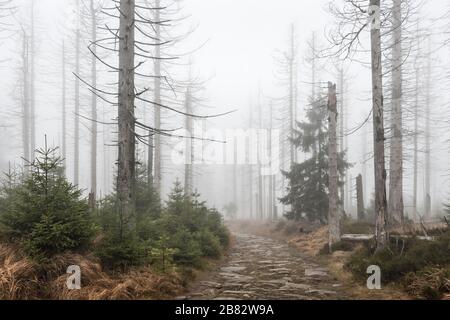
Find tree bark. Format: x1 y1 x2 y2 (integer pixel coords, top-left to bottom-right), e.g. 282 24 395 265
21 30 30 166
424 36 431 218
30 1 35 160
62 41 67 173
328 82 340 248
338 68 345 215
153 0 162 197
388 0 404 226
184 88 193 196
74 0 80 186
117 0 136 237
356 174 365 220
90 0 98 199
289 24 295 167
370 0 389 251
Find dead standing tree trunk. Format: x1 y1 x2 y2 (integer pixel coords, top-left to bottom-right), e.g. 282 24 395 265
30 0 36 161
74 0 81 186
356 174 365 221
117 0 136 238
328 82 340 249
370 0 389 251
388 0 404 227
153 0 162 197
21 29 30 166
90 0 98 201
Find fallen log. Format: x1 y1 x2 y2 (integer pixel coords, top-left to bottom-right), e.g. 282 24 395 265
341 234 374 242
341 234 436 243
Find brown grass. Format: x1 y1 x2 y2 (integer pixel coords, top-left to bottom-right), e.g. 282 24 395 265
0 245 40 300
0 244 182 300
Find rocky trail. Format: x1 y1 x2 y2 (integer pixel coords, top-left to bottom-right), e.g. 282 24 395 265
180 232 350 300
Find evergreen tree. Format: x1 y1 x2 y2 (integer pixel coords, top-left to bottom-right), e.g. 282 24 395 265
280 93 349 223
0 144 96 260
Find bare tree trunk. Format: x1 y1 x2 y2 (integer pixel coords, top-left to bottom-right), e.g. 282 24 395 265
90 0 98 199
370 0 389 251
388 0 404 226
424 36 431 218
117 0 136 238
74 0 80 186
153 0 162 197
21 30 30 166
248 107 253 219
62 41 67 172
328 82 340 248
30 1 35 160
184 88 193 196
356 174 365 221
258 94 263 219
338 68 345 215
269 101 274 220
289 24 295 167
412 39 419 221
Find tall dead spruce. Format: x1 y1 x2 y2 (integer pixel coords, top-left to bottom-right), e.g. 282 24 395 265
327 82 340 249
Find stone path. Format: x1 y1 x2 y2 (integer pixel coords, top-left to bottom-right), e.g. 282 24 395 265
180 233 349 300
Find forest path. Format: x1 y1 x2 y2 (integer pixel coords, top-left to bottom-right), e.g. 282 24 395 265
181 232 349 300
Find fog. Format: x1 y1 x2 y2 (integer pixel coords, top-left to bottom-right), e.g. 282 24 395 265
0 0 449 219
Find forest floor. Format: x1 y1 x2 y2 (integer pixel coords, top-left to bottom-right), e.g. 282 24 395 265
179 220 411 300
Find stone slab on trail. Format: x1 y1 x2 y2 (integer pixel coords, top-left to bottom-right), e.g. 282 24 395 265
185 233 348 300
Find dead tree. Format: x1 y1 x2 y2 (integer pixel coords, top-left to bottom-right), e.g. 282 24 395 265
152 0 162 196
370 1 389 250
117 0 136 236
388 0 404 226
424 36 432 218
74 0 81 186
328 82 340 248
356 174 365 220
29 0 35 161
89 0 100 199
184 87 193 196
20 28 30 166
328 0 389 250
61 41 67 172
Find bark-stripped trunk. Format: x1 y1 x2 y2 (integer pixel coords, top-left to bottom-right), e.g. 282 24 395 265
328 82 340 248
22 30 30 166
412 40 419 221
289 24 295 167
370 0 389 251
257 95 263 219
356 174 365 220
74 0 80 186
269 101 274 219
62 41 67 172
248 107 253 219
30 1 35 160
90 0 98 199
117 0 136 238
424 37 431 218
153 0 162 197
184 88 193 196
388 0 404 226
338 68 345 215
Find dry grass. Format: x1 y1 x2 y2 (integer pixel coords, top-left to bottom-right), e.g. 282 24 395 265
0 244 182 300
405 267 450 300
0 245 40 300
288 226 329 256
